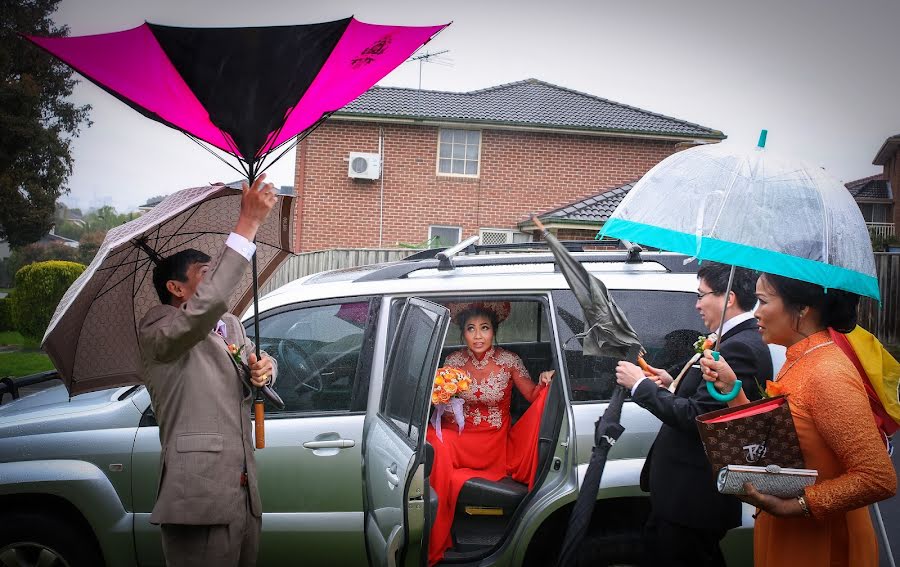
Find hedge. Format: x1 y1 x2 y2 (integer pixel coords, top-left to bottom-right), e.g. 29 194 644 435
12 260 86 343
0 296 12 332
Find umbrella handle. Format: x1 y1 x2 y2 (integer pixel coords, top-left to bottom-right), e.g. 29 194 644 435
254 398 265 449
705 351 742 401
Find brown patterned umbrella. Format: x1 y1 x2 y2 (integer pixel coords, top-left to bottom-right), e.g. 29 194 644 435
42 183 297 396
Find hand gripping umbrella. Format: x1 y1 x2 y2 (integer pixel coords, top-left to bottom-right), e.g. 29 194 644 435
602 132 880 401
532 218 644 566
26 18 447 447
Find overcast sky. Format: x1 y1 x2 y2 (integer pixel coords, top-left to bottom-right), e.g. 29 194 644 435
47 0 900 212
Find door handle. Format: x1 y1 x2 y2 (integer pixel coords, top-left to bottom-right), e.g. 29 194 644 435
386 462 400 488
302 439 355 449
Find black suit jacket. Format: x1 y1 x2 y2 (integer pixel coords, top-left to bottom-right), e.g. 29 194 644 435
633 317 773 531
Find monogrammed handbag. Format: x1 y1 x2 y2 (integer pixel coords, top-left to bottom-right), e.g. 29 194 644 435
696 395 805 474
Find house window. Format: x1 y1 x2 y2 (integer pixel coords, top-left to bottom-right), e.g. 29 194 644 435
479 229 532 245
438 129 481 176
429 225 462 247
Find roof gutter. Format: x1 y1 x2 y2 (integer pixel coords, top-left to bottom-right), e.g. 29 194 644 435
517 218 605 232
330 113 726 143
873 136 900 165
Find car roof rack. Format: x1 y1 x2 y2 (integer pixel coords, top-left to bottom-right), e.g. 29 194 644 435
405 238 647 262
355 238 695 283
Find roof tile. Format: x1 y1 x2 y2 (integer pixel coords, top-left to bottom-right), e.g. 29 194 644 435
338 79 723 139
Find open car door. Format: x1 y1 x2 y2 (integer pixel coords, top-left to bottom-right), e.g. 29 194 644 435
364 298 450 567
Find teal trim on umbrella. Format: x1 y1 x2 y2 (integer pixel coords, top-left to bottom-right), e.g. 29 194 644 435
602 218 880 300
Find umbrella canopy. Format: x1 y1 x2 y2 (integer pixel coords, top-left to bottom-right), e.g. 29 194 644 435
541 232 642 358
42 184 296 395
600 142 879 300
24 19 447 172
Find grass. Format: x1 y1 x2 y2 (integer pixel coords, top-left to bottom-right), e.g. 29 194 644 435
0 331 40 349
0 331 54 377
0 351 55 377
0 331 26 347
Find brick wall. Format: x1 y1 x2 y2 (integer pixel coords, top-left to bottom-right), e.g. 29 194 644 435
889 149 900 228
294 120 683 251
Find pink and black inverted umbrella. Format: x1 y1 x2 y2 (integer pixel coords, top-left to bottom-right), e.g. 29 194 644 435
25 17 447 444
24 18 446 180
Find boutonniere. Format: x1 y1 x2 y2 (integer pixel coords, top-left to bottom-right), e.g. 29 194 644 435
227 343 246 365
693 332 718 354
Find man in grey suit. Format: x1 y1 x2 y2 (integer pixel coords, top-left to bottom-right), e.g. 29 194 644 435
139 174 279 567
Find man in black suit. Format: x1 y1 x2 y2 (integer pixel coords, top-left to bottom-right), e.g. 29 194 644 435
616 262 773 566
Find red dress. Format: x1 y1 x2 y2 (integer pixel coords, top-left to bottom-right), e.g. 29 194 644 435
426 347 550 565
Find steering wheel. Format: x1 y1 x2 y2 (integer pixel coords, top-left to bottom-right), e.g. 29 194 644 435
277 340 325 393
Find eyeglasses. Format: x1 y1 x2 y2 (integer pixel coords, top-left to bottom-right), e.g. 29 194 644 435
696 291 718 300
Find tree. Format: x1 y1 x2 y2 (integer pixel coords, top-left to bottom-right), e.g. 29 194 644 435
0 0 91 247
77 230 104 265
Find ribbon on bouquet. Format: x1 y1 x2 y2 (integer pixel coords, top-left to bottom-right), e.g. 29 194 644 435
430 397 465 442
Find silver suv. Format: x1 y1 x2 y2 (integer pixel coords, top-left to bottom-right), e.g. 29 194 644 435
0 242 754 566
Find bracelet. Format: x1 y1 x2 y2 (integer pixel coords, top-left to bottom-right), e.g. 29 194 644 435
797 495 811 517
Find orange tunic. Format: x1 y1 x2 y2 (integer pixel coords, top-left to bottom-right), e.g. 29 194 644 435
753 331 897 567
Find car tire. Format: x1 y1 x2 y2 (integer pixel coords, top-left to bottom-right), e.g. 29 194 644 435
0 511 103 567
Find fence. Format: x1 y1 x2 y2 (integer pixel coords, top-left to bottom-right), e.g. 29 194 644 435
261 248 419 294
866 222 895 239
858 253 900 345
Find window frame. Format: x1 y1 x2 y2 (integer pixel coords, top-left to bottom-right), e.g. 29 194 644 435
378 298 450 447
552 288 705 404
244 296 380 419
428 225 462 248
435 128 482 178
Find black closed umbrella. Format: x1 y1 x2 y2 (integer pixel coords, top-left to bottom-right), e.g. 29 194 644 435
532 218 643 566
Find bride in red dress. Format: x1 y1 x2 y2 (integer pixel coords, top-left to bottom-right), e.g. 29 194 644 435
426 301 554 565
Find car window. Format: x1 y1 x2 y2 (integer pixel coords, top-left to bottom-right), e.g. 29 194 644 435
247 299 376 415
441 300 551 347
381 301 445 442
553 289 704 402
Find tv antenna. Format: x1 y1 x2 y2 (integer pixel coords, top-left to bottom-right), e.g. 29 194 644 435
408 49 452 89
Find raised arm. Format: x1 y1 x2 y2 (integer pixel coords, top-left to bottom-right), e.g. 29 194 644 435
139 174 277 363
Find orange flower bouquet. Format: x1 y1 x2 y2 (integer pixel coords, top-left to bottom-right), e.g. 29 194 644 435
430 366 471 441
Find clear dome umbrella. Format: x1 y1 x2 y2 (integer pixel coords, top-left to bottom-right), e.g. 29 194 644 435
601 133 879 301
602 133 880 402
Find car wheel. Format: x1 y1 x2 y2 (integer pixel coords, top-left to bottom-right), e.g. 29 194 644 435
0 511 103 567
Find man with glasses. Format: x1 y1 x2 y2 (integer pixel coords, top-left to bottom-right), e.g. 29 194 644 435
615 262 772 566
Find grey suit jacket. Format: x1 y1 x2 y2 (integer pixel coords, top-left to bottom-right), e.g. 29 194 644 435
139 247 277 526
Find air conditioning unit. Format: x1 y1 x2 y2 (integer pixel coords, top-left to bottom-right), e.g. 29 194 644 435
348 152 381 180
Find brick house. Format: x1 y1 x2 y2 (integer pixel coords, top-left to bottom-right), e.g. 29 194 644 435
845 173 894 239
844 133 899 241
292 79 724 251
872 133 899 234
